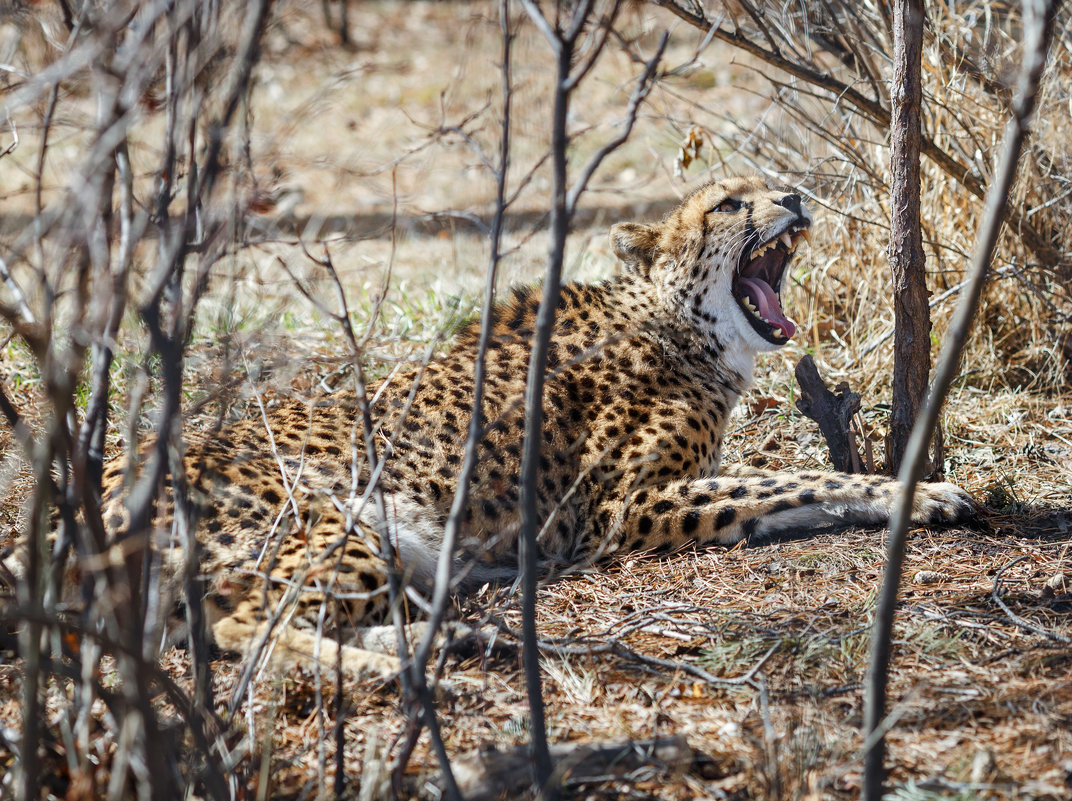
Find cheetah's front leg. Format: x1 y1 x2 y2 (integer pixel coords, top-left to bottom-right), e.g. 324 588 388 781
212 601 404 682
610 471 974 552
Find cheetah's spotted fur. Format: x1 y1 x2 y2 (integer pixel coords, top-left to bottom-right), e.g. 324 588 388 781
88 176 974 679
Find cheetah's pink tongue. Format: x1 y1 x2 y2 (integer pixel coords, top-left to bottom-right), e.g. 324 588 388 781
738 277 796 338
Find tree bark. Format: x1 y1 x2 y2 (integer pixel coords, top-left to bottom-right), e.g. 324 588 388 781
864 4 1059 798
887 0 940 475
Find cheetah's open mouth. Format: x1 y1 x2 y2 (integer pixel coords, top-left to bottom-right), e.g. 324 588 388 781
733 221 810 345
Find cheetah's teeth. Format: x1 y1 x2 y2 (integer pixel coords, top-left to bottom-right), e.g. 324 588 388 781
772 329 785 339
750 232 798 260
749 242 772 260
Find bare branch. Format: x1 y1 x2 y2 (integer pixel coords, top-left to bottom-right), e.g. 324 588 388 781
991 556 1072 644
513 4 670 796
412 0 515 680
520 0 561 51
0 254 35 326
566 31 667 213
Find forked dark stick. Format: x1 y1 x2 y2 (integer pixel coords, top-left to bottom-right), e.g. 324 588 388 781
794 354 863 474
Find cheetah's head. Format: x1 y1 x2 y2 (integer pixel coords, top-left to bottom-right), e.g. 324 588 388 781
611 176 811 353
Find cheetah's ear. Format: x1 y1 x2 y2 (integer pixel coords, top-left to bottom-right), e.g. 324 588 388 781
611 222 659 277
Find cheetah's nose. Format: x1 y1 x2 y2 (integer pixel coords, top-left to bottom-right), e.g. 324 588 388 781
775 193 803 218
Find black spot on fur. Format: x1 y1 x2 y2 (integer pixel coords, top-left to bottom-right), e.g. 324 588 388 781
714 507 736 529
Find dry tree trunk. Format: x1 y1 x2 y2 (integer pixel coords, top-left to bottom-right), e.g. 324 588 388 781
887 0 939 475
863 2 1060 798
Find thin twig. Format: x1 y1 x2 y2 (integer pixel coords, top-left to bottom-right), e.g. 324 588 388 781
0 254 36 326
565 30 668 214
991 555 1071 644
488 620 777 689
331 238 468 799
512 5 668 792
411 0 514 690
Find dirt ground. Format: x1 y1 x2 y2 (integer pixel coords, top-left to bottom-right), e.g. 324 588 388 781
1 2 1071 799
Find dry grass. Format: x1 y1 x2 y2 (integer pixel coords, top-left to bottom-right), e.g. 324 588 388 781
75 518 1067 799
1 1 1071 799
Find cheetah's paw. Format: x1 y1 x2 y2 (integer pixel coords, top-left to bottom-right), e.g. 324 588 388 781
339 648 404 682
910 482 976 524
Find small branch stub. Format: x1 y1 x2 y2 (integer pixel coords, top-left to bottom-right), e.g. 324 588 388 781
794 355 863 473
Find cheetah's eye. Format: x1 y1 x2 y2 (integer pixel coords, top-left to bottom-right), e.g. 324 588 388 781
711 198 743 214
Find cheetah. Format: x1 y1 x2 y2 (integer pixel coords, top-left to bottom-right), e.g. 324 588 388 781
6 175 974 681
